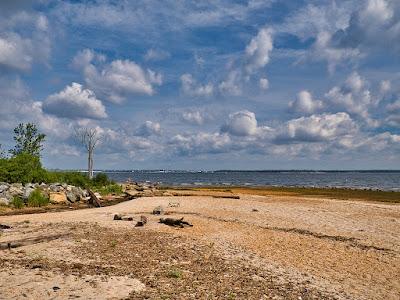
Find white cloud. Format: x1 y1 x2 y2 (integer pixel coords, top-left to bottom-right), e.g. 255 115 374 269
181 110 205 125
244 27 273 74
325 72 378 124
275 113 357 143
259 78 269 90
218 70 242 96
180 73 213 97
0 13 50 71
135 121 161 137
144 48 170 61
221 110 258 136
73 49 162 103
170 132 231 156
43 82 107 120
288 90 323 115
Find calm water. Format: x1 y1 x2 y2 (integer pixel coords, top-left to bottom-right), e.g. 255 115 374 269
101 170 400 191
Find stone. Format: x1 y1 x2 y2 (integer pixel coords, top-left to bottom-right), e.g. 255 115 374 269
0 184 9 193
23 187 35 200
125 190 140 197
94 192 102 199
0 197 10 206
152 206 164 215
49 192 67 204
66 192 77 203
8 184 23 196
113 214 122 220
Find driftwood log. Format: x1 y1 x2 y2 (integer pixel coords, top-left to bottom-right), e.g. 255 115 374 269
159 217 193 228
87 189 101 207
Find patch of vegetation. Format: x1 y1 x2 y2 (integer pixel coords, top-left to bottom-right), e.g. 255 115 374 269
189 186 400 203
96 184 123 196
27 189 49 207
167 268 183 279
10 196 24 209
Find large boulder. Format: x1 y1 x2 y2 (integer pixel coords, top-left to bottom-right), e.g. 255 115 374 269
8 184 23 196
0 183 9 193
49 192 67 204
66 191 77 203
23 187 35 200
0 197 10 206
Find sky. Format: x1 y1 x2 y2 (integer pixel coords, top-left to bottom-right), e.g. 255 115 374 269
0 0 399 170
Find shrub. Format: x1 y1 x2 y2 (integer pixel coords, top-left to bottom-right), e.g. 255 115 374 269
10 196 24 209
167 268 182 279
27 189 49 207
92 173 112 186
98 184 123 196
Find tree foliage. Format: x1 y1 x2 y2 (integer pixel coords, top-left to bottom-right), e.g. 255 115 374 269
9 123 46 157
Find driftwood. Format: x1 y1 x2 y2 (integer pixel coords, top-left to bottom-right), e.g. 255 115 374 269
87 189 101 207
0 224 11 230
0 233 70 250
135 215 148 227
159 217 193 228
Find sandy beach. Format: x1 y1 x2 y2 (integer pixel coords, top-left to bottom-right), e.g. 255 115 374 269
0 191 399 299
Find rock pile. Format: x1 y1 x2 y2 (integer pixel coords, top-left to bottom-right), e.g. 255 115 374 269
122 182 170 198
0 182 89 206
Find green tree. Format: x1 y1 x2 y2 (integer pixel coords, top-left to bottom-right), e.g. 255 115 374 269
9 123 46 157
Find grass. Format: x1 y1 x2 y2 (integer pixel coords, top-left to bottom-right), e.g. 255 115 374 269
27 189 49 207
163 186 400 203
10 196 24 209
167 268 183 279
95 184 123 196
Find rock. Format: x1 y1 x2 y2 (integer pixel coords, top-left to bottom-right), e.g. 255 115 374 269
23 187 35 200
49 192 67 204
114 214 122 220
252 208 259 212
0 184 9 193
125 190 140 197
94 192 102 199
0 197 10 206
66 192 77 203
8 184 23 196
113 214 133 221
152 206 164 215
168 201 180 207
163 192 174 197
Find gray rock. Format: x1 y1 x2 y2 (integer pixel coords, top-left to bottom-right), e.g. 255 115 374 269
23 187 35 200
152 205 164 215
0 183 9 193
0 197 10 206
66 192 77 203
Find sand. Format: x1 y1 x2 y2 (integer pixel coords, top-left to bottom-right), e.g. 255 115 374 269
0 193 399 299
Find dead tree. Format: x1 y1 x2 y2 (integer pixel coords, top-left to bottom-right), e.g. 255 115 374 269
75 127 101 179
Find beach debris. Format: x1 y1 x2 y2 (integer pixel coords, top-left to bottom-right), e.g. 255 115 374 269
113 214 133 221
168 201 180 207
159 217 193 228
252 208 259 212
152 206 164 215
0 224 11 230
212 195 240 199
135 215 148 227
88 189 101 207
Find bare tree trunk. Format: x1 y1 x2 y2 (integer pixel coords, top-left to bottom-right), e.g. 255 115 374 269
88 150 93 179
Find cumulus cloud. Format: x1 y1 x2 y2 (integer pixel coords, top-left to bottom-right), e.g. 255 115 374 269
386 99 400 126
325 72 379 125
135 121 161 137
288 90 323 115
144 48 170 61
244 27 273 74
43 82 107 120
170 132 231 156
275 113 357 143
73 49 162 103
180 73 213 97
0 13 50 71
181 110 205 125
259 78 269 90
221 110 258 136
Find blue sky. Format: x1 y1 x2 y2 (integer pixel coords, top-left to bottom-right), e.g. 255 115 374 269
0 0 399 170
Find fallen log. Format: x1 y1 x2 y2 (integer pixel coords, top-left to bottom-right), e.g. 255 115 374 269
159 217 193 228
87 189 101 207
0 233 70 250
